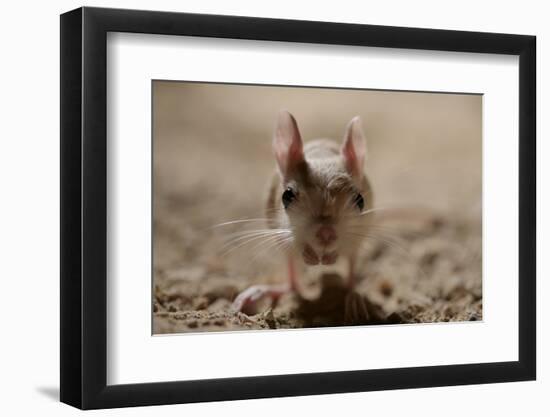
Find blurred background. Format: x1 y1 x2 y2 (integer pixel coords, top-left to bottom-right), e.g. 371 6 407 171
153 81 482 334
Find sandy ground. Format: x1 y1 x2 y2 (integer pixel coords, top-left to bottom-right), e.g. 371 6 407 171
152 82 482 334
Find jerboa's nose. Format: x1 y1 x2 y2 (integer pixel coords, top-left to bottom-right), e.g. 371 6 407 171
316 225 336 245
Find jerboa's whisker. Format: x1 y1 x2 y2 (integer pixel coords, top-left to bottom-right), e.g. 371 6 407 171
220 229 290 251
210 218 271 229
220 230 292 256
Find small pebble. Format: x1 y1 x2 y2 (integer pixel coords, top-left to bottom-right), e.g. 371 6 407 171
379 280 394 297
193 296 209 310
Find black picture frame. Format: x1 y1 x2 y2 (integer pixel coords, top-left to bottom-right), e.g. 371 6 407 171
60 6 536 410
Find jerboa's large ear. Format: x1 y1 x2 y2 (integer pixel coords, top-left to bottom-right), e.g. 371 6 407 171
273 110 305 179
341 116 367 179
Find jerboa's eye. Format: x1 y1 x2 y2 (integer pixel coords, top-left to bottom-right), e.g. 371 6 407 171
282 188 296 209
354 193 364 211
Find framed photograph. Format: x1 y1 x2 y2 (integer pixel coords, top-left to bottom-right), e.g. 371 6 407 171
60 6 536 409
